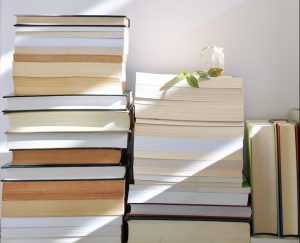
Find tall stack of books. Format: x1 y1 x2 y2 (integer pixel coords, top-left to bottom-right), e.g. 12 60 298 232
1 15 132 243
126 72 251 243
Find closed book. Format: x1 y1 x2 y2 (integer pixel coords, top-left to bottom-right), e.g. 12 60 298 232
127 219 250 243
6 132 129 149
2 199 124 217
14 54 126 63
1 216 122 227
11 148 123 165
16 28 127 39
13 76 125 95
5 110 131 133
133 157 243 178
1 164 126 180
128 184 249 206
15 15 130 27
15 37 126 48
13 62 125 78
5 91 133 110
2 180 125 200
272 120 299 237
15 46 125 55
135 98 243 122
129 203 251 219
246 120 279 235
135 72 243 102
0 236 122 243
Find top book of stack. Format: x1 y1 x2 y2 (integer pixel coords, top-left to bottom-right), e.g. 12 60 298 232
13 15 129 96
135 72 244 123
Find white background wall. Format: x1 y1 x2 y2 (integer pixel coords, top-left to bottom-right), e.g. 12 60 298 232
0 0 299 153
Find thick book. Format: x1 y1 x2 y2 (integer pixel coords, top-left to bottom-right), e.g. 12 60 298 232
5 91 133 110
11 148 123 165
271 120 299 237
15 15 130 27
251 236 299 243
1 216 122 242
1 163 126 180
14 37 126 48
5 109 131 133
0 236 122 243
128 184 249 206
129 203 251 219
14 54 126 63
246 120 279 235
13 76 125 95
15 46 126 55
135 72 243 102
13 62 125 78
127 219 250 243
2 180 125 200
135 98 243 122
1 198 124 217
1 216 122 227
6 132 129 149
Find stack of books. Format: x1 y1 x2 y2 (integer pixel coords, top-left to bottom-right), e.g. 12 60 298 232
246 119 299 241
126 72 251 243
1 15 132 243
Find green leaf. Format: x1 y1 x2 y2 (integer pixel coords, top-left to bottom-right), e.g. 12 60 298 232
186 74 199 88
193 70 209 78
208 68 223 77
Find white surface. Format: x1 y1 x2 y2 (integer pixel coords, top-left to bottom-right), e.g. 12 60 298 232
251 237 299 243
0 0 299 152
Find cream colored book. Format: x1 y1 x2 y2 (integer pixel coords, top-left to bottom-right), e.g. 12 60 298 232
274 121 299 236
13 62 124 78
136 118 244 127
135 98 244 122
16 30 126 39
128 220 250 243
134 158 242 178
13 76 125 95
247 120 278 235
6 110 131 133
135 123 244 138
16 15 129 26
15 46 125 55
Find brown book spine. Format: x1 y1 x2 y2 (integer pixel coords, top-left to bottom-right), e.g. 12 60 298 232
12 148 122 165
3 180 125 200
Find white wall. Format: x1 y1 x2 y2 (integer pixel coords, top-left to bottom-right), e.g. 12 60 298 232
0 0 299 153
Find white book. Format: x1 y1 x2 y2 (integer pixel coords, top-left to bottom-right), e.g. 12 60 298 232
1 236 121 243
128 186 249 206
1 225 121 238
130 184 250 194
7 132 129 149
15 37 125 47
6 110 131 133
15 26 128 32
1 164 126 180
134 174 243 184
5 92 132 110
16 31 127 39
129 204 251 218
128 220 250 243
134 158 242 175
251 237 299 243
1 216 122 227
135 135 243 153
